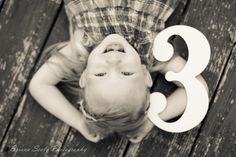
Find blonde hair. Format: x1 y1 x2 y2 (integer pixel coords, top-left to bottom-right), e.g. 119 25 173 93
80 87 150 134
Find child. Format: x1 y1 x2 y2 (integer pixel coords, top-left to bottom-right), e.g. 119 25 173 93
29 0 208 143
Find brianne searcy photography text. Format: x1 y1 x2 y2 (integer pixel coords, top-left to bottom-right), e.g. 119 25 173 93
5 144 87 153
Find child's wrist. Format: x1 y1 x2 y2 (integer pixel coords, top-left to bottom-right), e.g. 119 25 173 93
70 111 84 130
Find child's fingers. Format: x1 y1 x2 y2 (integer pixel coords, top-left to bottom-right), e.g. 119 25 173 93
84 133 101 143
89 134 101 143
128 118 154 143
129 136 143 143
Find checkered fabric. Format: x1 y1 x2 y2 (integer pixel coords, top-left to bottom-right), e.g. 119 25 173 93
64 0 179 58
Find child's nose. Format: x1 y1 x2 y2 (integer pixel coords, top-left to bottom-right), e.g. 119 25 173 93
106 57 121 64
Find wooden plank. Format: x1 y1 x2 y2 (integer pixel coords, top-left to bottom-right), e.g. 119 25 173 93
0 6 130 157
190 47 236 156
0 94 70 157
0 0 4 10
125 0 236 157
59 130 129 157
0 6 70 157
0 0 62 153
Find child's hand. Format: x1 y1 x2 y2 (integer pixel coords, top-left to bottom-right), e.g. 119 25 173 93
76 117 101 143
128 118 154 143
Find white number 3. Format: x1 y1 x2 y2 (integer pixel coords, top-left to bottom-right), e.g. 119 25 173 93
148 25 211 132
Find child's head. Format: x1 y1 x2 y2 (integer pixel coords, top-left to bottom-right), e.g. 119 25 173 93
79 34 153 132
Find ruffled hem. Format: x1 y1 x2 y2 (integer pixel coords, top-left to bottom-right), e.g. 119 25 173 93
65 0 174 22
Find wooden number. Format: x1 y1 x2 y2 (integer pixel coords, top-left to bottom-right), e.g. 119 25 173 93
148 25 210 132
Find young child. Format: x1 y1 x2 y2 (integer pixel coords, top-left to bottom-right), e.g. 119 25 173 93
29 0 208 143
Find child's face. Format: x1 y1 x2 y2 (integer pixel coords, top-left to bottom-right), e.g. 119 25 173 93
79 35 152 126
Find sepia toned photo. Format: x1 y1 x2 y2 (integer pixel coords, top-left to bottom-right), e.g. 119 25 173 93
0 0 235 156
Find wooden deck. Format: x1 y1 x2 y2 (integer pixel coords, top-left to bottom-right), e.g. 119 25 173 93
0 0 235 156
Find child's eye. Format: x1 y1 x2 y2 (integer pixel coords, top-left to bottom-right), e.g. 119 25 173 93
121 72 134 76
104 49 110 53
95 73 107 77
104 48 124 53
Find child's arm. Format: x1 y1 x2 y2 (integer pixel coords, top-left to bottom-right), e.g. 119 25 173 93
152 55 209 121
29 44 100 142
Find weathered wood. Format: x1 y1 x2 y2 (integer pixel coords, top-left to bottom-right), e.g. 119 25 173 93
0 5 130 157
0 93 70 157
125 0 236 157
0 6 71 157
0 0 235 157
59 130 129 157
190 46 236 156
0 0 4 11
0 0 62 154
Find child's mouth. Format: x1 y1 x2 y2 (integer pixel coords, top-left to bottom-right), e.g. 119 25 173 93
104 44 125 53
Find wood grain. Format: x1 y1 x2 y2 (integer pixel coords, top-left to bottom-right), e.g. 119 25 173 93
0 0 62 155
125 0 236 157
0 0 4 11
0 0 62 143
0 5 131 157
0 0 235 156
59 130 129 157
190 47 236 157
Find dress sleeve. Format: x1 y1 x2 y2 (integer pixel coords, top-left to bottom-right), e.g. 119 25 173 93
157 0 182 22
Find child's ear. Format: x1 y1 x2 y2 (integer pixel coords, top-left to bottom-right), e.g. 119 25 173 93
79 70 87 88
143 65 153 87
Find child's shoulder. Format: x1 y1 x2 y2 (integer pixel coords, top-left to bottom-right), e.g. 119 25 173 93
45 42 88 79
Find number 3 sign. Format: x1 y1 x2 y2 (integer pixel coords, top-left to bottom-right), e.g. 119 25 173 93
148 25 210 133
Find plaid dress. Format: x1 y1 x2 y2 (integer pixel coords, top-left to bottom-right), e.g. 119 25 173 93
64 0 180 65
